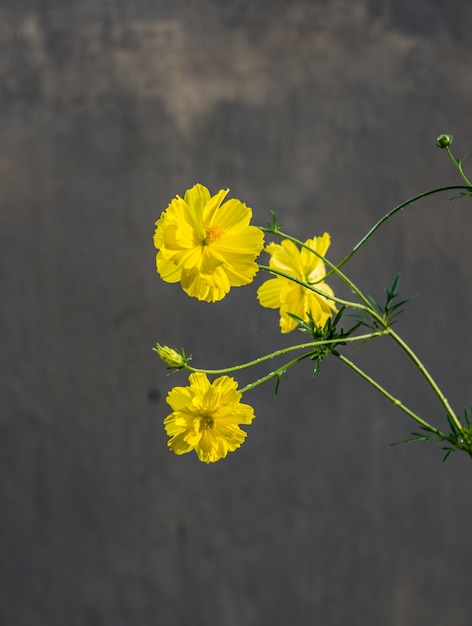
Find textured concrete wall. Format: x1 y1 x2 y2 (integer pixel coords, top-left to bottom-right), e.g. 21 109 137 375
1 1 472 624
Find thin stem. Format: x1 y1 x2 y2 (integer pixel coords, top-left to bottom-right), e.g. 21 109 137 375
385 327 462 431
336 354 445 436
445 146 472 187
332 185 472 273
186 331 385 375
239 353 313 394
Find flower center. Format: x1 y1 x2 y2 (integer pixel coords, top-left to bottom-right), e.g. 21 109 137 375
203 225 223 245
201 415 215 430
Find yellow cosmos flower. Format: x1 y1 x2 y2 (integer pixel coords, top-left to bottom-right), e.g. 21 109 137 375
164 372 255 463
154 184 264 302
257 233 337 333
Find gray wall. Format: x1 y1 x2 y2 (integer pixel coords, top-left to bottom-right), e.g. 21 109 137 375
1 1 472 624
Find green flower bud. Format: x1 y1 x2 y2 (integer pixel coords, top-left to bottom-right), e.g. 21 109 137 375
436 133 453 148
154 344 187 369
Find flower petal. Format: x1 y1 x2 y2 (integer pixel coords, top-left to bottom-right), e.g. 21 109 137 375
257 277 287 309
266 240 304 277
187 372 211 394
202 188 230 224
212 198 252 231
156 254 182 283
166 384 194 411
181 266 231 302
183 184 212 225
167 431 195 455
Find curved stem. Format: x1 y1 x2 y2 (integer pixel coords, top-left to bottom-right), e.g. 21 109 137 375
329 185 472 274
186 332 384 376
336 353 445 436
239 353 313 394
385 327 462 431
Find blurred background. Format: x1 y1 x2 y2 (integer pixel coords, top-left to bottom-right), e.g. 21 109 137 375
1 1 472 624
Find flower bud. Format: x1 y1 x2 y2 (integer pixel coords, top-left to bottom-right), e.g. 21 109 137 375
154 344 187 369
436 134 453 148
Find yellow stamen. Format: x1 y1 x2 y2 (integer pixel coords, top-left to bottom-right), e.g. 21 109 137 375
203 225 223 245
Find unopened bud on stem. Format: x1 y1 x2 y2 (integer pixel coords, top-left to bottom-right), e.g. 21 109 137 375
154 344 187 369
436 133 453 149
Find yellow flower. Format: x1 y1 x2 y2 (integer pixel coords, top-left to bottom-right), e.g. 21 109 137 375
154 184 264 302
164 373 255 463
257 233 337 333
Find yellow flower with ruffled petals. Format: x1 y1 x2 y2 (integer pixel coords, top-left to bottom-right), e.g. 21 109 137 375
257 233 337 333
154 184 264 302
164 372 255 463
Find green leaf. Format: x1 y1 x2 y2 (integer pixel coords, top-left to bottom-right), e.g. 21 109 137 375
387 273 401 298
442 447 455 462
266 211 283 232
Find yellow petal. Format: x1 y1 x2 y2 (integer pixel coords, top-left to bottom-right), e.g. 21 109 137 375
301 233 330 277
216 228 264 262
257 278 287 309
184 420 203 447
202 188 230 224
213 422 247 447
167 432 195 455
165 219 199 250
212 198 252 231
277 284 307 331
196 431 228 463
181 267 230 302
221 261 259 287
303 233 331 260
266 240 303 277
207 375 241 409
188 372 211 394
166 196 204 240
183 184 211 221
199 246 226 274
166 386 194 411
214 403 255 426
156 254 182 283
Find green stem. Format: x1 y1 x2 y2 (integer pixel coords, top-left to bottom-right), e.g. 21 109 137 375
186 332 384 375
332 185 472 273
239 353 313 394
385 327 462 431
336 353 445 436
445 146 472 187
